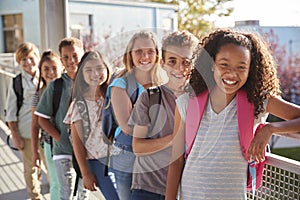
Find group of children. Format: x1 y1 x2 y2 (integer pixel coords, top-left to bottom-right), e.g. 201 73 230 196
5 28 300 200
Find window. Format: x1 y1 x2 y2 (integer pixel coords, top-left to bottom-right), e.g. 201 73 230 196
2 14 23 53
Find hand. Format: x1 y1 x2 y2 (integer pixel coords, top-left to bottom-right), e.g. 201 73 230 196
82 171 97 191
32 151 41 167
12 135 24 150
247 124 272 163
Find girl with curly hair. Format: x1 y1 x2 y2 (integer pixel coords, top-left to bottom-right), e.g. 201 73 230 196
165 29 300 199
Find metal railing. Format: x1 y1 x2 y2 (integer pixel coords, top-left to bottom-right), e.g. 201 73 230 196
0 53 20 121
247 153 300 199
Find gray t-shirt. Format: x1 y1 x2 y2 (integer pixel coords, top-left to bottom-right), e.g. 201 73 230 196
128 84 177 195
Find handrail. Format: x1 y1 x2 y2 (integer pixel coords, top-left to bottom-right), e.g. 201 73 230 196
0 68 17 78
276 132 300 141
266 153 300 174
247 153 300 199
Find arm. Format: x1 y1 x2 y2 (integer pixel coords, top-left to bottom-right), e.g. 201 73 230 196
71 122 97 191
248 96 300 162
31 107 41 167
132 125 173 155
111 86 133 135
165 106 186 200
8 121 24 150
5 81 24 150
38 117 60 142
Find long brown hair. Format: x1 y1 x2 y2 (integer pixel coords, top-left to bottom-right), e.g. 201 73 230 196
72 51 111 100
36 49 62 92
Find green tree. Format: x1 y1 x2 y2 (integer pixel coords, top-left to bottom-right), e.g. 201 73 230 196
151 0 234 37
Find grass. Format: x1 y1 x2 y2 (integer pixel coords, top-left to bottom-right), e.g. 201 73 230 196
271 147 300 161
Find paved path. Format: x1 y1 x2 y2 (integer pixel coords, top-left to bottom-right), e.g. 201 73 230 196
0 120 104 200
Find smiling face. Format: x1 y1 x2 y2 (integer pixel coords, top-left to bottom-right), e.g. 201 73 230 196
162 45 193 89
19 52 39 76
131 38 157 72
82 58 108 88
60 45 84 79
41 58 63 85
212 43 251 98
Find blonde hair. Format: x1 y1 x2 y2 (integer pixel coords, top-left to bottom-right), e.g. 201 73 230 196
118 30 163 85
15 42 40 64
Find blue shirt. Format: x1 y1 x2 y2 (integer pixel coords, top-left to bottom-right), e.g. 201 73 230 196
107 77 144 138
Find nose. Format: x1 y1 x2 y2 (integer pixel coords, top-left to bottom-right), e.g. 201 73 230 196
142 52 150 58
95 69 100 76
225 67 238 76
49 68 56 75
68 56 75 63
178 64 186 72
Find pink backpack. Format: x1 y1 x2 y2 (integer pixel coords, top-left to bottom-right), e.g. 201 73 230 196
185 89 266 191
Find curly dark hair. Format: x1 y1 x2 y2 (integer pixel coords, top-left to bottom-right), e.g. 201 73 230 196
188 29 281 117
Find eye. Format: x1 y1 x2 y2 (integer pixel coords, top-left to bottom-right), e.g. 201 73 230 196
43 66 50 71
73 54 78 59
62 56 68 61
134 49 143 55
167 59 177 67
97 66 105 72
84 67 92 73
183 59 191 67
148 49 156 55
238 65 248 70
218 63 228 68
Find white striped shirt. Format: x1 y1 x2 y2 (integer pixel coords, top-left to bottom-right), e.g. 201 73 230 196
177 93 268 200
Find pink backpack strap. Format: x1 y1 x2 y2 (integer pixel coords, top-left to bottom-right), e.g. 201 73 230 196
236 90 266 190
236 89 255 159
185 90 209 158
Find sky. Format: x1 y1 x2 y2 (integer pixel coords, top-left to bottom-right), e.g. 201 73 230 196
214 0 300 27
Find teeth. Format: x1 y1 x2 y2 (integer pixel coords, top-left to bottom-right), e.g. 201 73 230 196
140 61 150 65
223 79 237 85
172 73 184 78
175 74 184 78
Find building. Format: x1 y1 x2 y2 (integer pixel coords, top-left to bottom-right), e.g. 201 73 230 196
234 20 300 69
0 0 178 54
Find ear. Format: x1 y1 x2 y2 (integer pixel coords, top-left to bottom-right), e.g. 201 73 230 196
211 64 215 72
160 59 165 68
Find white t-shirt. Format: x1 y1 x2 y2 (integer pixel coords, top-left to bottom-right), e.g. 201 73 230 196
64 98 108 159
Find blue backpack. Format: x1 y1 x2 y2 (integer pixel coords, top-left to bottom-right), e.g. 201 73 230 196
102 72 139 145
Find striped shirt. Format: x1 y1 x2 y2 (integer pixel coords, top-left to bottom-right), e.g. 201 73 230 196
177 93 268 200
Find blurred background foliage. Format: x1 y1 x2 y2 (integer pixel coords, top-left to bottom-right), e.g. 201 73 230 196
150 0 234 37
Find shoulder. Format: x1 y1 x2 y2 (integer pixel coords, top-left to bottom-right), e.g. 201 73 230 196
110 77 126 89
176 92 190 121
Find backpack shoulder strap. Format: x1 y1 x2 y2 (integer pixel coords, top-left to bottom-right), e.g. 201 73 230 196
53 77 63 117
147 86 162 132
185 90 209 158
236 89 254 159
124 72 139 104
236 89 266 191
12 73 23 116
75 98 91 144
